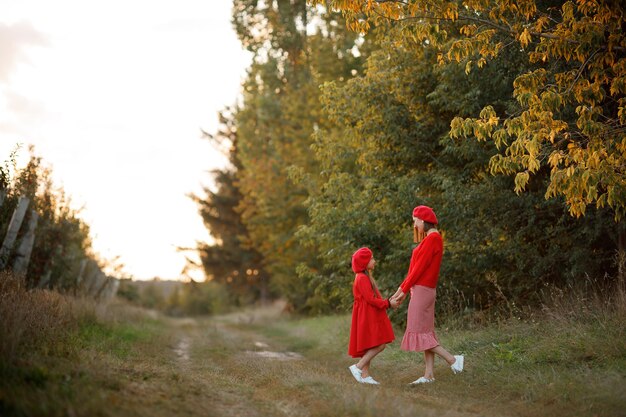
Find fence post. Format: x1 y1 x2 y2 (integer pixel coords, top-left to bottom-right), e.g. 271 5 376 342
97 277 119 302
91 271 107 298
83 264 100 295
74 258 88 294
37 244 63 289
38 269 51 289
12 210 39 276
0 196 30 269
95 274 111 300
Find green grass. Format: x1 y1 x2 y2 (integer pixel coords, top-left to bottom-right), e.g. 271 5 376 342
213 299 624 417
1 280 624 417
0 297 166 417
75 320 160 359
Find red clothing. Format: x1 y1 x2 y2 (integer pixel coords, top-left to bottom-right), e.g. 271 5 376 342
348 273 395 358
400 232 443 293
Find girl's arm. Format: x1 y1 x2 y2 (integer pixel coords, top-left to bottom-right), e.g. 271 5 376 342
355 274 391 309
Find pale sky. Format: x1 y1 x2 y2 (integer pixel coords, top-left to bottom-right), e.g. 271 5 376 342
0 1 251 280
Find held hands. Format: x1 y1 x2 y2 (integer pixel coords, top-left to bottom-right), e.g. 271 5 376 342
389 287 407 309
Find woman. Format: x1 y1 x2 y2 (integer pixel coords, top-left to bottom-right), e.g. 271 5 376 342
391 205 464 384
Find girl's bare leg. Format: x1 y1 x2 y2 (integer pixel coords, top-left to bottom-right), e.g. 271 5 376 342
356 344 386 377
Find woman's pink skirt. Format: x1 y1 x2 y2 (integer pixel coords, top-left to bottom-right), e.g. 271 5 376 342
400 285 440 352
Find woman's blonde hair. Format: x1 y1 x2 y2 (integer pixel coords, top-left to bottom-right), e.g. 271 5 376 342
413 221 436 243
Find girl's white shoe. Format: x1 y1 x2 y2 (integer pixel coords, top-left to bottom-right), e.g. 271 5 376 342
410 376 435 384
451 355 464 374
348 364 363 382
362 376 380 385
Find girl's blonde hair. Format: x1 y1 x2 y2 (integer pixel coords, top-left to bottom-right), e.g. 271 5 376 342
363 270 381 297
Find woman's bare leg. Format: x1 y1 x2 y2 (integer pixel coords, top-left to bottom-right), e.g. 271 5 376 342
424 350 435 379
428 345 455 365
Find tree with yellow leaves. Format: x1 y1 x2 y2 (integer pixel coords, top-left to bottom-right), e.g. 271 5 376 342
310 0 625 221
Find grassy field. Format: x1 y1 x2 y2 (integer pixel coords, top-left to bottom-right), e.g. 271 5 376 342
1 274 625 416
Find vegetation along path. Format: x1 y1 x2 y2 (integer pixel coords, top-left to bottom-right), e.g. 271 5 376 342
2 299 624 417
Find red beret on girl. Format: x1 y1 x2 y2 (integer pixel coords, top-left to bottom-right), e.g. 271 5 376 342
412 205 438 224
351 247 373 273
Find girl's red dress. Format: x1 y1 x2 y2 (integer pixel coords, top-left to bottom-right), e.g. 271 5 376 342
348 273 395 358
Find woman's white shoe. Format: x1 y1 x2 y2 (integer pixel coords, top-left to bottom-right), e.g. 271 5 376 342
451 355 464 374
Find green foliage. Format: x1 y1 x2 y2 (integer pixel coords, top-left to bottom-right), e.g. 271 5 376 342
174 280 231 316
121 278 231 317
226 0 622 319
298 21 617 322
228 3 368 312
315 0 626 219
192 109 270 305
0 147 98 291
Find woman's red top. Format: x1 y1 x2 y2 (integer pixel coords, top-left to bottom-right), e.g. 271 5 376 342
399 232 443 293
348 273 395 358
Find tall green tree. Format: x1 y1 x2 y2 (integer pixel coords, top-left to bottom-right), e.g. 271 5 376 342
230 1 368 311
193 109 269 305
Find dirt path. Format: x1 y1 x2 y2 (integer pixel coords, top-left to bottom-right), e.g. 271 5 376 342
94 302 498 417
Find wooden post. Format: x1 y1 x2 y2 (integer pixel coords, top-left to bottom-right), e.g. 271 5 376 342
94 272 107 298
38 244 62 289
74 258 88 294
12 210 39 276
95 274 114 300
108 278 120 300
83 264 100 295
0 196 30 269
38 269 51 289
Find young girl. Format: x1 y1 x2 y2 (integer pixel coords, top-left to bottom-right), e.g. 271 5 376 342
348 247 397 385
391 205 464 384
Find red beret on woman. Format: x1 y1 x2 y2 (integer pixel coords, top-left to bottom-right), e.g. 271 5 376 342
412 205 438 224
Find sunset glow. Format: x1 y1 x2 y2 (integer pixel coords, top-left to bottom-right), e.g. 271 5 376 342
0 1 251 280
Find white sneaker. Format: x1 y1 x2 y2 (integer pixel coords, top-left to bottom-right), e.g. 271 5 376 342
451 355 464 374
410 376 435 384
362 376 380 385
348 364 363 382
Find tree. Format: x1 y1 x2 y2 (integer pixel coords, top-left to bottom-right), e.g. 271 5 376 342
1 148 99 291
299 11 616 320
192 109 269 305
230 1 369 311
309 0 626 221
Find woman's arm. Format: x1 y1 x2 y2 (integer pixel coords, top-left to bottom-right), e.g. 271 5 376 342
398 238 436 294
390 287 407 304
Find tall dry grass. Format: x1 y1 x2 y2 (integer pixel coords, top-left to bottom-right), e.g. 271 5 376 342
0 271 97 362
538 274 626 325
